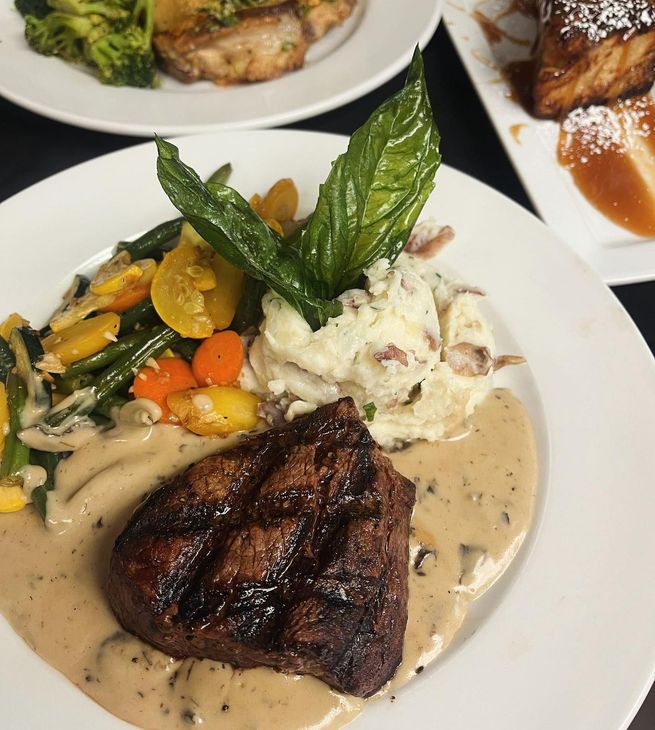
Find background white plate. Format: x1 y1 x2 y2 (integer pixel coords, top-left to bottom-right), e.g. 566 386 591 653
0 0 441 136
443 0 655 285
1 131 654 729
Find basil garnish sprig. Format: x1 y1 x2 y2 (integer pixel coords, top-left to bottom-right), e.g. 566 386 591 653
155 48 441 330
299 48 441 296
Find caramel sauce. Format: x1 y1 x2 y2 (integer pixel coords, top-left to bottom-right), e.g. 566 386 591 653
558 96 655 237
471 48 499 70
474 0 538 22
473 9 504 44
496 0 538 20
503 59 535 110
510 123 527 143
472 9 531 46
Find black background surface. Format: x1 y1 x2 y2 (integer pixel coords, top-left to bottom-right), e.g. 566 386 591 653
0 22 652 729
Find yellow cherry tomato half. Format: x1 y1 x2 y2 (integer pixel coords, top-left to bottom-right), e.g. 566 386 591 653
167 386 260 436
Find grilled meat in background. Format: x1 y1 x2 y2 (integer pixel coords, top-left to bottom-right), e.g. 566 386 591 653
153 0 356 84
533 0 655 118
108 398 416 698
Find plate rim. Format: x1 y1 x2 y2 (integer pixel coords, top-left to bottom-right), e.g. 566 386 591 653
0 1 442 136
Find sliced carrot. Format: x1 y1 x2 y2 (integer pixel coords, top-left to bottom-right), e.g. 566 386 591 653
99 284 151 314
132 357 198 423
192 331 244 387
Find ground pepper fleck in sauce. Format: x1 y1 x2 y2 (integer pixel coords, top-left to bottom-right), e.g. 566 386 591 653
0 389 537 729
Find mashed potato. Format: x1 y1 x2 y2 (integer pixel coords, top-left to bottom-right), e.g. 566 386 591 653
242 252 497 449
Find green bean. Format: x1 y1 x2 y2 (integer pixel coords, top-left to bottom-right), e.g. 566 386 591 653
43 326 179 428
119 299 159 333
117 218 183 260
93 395 127 419
0 336 15 382
0 372 30 478
10 327 51 421
231 276 267 333
63 331 150 377
29 451 61 520
89 413 113 428
174 338 200 362
54 373 95 395
95 326 179 404
206 162 232 186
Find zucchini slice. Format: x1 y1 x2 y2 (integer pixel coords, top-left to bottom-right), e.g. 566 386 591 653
9 327 52 427
0 336 15 382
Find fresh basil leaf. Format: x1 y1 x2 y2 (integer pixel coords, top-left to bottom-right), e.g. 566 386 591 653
155 136 342 329
300 47 441 295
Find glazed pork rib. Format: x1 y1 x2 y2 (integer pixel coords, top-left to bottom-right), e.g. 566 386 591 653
108 398 416 698
533 0 655 118
153 0 356 84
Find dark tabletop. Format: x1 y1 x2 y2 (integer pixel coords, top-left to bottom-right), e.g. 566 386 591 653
0 22 653 730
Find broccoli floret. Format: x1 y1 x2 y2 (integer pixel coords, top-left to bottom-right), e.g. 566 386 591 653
24 12 107 62
86 26 156 87
22 0 158 88
15 0 51 19
85 0 157 87
47 0 131 21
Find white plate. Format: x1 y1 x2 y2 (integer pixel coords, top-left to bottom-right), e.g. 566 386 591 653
0 0 441 136
1 130 655 729
443 0 655 285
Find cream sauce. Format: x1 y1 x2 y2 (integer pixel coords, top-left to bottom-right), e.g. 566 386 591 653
17 464 47 501
0 389 537 730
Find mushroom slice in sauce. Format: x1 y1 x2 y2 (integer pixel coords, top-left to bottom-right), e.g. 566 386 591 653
412 545 436 576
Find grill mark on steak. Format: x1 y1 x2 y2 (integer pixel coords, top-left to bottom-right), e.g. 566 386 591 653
108 398 415 697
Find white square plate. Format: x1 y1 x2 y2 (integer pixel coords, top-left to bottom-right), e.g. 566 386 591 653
443 0 655 284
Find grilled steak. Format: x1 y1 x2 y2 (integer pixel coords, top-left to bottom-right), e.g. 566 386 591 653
153 0 356 85
108 398 415 698
533 0 655 118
